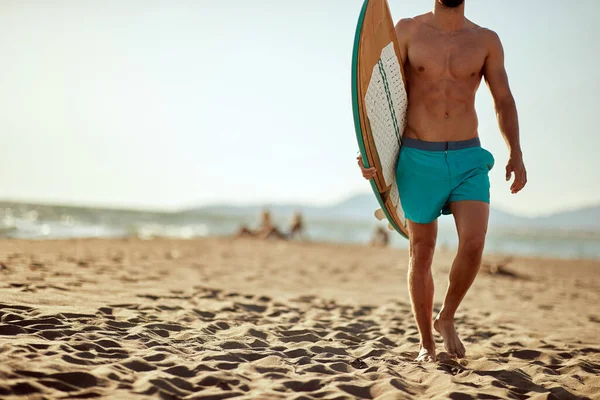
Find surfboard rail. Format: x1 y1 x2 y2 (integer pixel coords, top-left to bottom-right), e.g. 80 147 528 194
351 0 410 239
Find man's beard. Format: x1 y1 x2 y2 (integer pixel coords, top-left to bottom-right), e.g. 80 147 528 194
439 0 464 8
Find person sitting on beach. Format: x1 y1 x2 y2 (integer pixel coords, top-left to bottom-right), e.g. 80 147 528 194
256 210 287 240
236 210 286 240
288 212 306 241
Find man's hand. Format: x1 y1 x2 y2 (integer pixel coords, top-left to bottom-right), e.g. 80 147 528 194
357 155 377 180
506 153 527 194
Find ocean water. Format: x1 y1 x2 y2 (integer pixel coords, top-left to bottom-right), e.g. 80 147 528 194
0 203 598 260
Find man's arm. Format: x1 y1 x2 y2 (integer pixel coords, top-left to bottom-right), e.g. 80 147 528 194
483 30 527 194
394 18 413 66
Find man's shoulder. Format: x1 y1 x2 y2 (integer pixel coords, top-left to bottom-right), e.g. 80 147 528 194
468 21 501 42
477 27 503 50
395 13 430 31
395 17 415 33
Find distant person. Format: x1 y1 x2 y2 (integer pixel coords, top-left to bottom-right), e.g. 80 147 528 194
256 210 287 240
357 0 526 362
235 224 254 238
287 212 306 241
370 226 389 248
235 210 286 240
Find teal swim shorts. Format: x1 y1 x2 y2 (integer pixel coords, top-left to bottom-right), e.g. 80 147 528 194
396 137 495 224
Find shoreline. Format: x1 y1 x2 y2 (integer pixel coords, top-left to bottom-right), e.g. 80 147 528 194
2 234 600 261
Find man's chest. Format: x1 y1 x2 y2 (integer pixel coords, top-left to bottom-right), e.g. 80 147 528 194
407 30 488 79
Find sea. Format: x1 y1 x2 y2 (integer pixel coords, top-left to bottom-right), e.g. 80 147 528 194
0 203 598 261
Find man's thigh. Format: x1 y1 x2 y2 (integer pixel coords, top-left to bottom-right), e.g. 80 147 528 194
449 201 489 242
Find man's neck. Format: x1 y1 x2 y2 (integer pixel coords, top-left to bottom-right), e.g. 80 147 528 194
432 2 466 32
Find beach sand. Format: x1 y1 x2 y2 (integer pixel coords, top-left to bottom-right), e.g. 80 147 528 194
0 238 599 399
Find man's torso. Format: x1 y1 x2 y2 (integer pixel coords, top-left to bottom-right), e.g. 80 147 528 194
397 14 492 142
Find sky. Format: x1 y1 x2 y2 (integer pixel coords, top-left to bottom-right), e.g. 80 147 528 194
0 0 598 216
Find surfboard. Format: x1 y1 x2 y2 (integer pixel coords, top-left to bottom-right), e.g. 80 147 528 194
351 0 410 238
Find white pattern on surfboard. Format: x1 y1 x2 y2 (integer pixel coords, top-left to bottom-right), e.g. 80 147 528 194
365 42 408 226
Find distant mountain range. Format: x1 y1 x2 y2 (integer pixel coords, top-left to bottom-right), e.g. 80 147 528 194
187 194 600 232
0 194 598 232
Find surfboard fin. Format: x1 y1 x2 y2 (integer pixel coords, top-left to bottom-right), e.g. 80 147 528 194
374 208 386 221
388 223 395 231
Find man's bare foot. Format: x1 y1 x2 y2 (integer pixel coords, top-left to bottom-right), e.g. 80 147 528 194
434 316 466 358
415 342 436 363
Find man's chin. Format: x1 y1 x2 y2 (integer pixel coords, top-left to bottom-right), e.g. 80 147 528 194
439 0 465 8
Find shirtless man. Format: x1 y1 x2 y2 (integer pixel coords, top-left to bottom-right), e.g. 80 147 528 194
357 0 527 362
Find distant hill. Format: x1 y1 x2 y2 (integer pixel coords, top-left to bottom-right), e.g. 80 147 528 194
528 204 600 231
186 194 600 232
1 195 598 232
183 194 381 220
184 194 381 221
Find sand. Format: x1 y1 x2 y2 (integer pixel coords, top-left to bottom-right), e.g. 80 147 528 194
0 237 599 399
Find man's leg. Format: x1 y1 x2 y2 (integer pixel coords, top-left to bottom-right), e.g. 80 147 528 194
407 219 438 362
434 201 489 358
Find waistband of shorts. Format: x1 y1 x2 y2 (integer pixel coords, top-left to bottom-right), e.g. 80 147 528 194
402 137 481 151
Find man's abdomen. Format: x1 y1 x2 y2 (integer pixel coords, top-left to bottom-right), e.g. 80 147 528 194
403 80 480 142
405 109 478 142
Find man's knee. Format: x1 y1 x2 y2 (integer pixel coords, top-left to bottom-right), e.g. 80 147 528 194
459 235 486 259
410 237 436 267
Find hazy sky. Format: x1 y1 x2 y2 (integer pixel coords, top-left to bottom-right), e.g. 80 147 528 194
0 0 598 215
